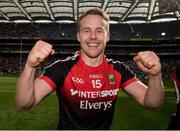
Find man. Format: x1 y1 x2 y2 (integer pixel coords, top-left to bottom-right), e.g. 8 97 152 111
159 0 180 13
16 8 164 130
167 62 180 129
169 0 180 10
174 63 180 117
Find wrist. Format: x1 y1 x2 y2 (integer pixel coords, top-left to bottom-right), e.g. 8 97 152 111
148 73 162 79
25 61 39 70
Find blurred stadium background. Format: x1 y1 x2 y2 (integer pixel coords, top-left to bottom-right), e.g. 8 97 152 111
0 0 180 130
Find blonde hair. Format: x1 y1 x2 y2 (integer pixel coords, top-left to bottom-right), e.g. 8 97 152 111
77 8 110 32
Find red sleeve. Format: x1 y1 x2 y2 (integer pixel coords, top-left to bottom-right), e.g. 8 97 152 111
122 77 139 88
39 75 57 90
174 68 180 88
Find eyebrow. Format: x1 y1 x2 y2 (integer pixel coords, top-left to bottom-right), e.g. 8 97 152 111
81 27 104 31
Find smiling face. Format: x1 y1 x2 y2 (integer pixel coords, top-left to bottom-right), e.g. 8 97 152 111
77 14 110 60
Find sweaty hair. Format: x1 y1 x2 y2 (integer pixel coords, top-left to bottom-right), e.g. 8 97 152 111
77 8 110 32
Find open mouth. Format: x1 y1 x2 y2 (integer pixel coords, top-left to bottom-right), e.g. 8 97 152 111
87 43 99 47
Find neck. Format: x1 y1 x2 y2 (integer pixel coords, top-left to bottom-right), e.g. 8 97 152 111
81 53 104 67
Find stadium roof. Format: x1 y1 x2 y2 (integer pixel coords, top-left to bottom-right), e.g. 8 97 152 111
0 0 180 23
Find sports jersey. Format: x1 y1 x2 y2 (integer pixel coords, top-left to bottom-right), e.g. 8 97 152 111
39 51 138 130
174 66 180 89
173 65 180 117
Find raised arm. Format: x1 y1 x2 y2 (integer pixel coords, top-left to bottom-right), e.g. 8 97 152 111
124 51 164 110
16 40 54 110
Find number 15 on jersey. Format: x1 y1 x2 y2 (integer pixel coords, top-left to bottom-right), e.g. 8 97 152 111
92 80 102 88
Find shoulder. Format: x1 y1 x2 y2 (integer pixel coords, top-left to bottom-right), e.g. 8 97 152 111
45 51 80 70
175 63 180 81
106 58 125 66
106 58 132 72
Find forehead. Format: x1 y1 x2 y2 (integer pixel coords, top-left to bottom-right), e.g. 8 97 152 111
79 15 107 28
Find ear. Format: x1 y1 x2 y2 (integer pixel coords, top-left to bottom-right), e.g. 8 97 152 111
77 32 80 42
106 32 110 42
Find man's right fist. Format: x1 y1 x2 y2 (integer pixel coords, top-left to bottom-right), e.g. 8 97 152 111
27 40 54 68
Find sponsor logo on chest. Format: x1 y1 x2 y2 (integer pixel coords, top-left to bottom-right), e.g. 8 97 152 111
108 74 116 85
72 77 84 84
68 73 118 111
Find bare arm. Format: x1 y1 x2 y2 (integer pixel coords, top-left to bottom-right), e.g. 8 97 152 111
16 40 54 110
124 51 164 110
145 74 164 110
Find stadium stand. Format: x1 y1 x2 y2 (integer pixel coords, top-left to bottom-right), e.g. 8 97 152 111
0 0 180 79
0 22 180 79
0 1 180 130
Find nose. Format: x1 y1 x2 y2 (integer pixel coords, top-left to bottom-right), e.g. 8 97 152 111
90 31 97 39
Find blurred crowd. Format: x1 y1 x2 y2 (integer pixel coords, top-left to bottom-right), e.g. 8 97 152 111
0 23 179 80
0 54 177 80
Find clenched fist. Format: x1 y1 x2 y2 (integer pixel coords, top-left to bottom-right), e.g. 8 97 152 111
133 51 161 76
27 40 55 68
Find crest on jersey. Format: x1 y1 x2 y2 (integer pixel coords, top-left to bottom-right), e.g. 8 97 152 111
108 74 115 85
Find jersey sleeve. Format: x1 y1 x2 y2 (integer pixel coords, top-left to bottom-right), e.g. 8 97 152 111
39 75 56 90
114 62 139 88
176 64 180 81
174 64 180 88
39 61 66 90
38 57 78 90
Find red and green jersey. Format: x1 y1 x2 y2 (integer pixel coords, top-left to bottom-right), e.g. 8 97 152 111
174 66 180 89
39 51 138 129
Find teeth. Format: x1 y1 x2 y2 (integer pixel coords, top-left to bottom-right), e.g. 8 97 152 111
88 43 98 46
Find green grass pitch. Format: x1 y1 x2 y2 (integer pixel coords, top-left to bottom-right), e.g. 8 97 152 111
0 76 177 130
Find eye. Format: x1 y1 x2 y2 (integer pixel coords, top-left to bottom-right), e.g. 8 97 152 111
84 30 89 32
82 28 90 33
96 29 103 33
